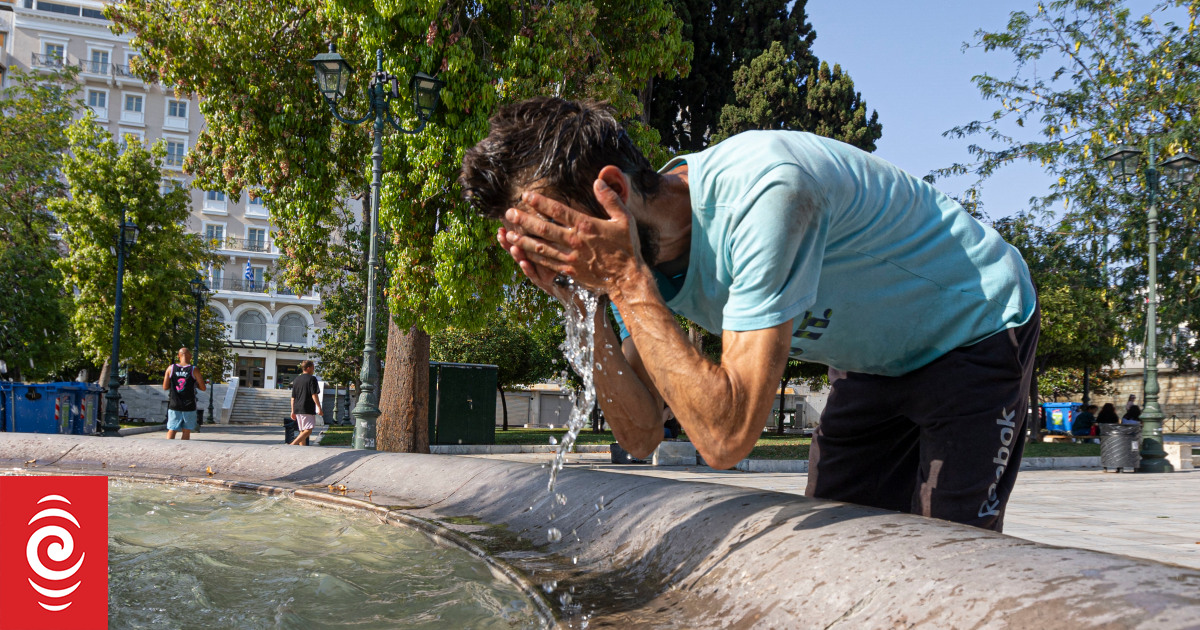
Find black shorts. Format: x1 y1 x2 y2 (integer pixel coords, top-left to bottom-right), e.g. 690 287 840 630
805 308 1040 532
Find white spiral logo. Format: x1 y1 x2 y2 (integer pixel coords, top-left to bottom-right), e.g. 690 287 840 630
26 494 85 612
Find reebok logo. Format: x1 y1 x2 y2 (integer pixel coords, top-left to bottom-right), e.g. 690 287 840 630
978 408 1016 519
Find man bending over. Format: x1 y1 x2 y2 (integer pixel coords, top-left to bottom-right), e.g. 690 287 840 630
460 98 1038 531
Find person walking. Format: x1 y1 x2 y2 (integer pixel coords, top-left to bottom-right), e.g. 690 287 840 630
289 360 321 446
162 347 206 440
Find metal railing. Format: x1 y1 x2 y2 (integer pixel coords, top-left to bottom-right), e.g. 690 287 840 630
212 277 268 294
1165 415 1200 434
222 237 269 253
112 64 137 79
79 60 109 74
31 53 65 69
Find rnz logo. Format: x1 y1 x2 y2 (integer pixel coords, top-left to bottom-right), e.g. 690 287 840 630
0 475 108 630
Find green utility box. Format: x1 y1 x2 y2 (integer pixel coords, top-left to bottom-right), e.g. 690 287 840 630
427 362 497 445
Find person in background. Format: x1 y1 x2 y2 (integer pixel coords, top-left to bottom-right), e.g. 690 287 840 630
289 360 322 446
1125 394 1138 413
162 347 206 440
1096 403 1121 424
662 406 682 440
119 399 130 421
1072 404 1097 437
1121 404 1142 425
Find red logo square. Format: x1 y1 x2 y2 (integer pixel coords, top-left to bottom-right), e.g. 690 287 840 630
0 476 108 630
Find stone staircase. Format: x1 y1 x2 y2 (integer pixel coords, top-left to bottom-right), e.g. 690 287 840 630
228 388 294 425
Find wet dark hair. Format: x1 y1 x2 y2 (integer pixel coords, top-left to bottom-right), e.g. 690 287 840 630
459 97 662 219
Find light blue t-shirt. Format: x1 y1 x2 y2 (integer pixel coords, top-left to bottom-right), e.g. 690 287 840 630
612 131 1036 377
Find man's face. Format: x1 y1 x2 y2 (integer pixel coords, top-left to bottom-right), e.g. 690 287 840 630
178 351 189 363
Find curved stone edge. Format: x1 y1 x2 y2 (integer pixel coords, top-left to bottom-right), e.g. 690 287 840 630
3 434 1199 629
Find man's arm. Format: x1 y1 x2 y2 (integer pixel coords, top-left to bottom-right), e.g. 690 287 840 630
505 183 794 468
193 369 206 392
162 366 172 390
609 270 793 468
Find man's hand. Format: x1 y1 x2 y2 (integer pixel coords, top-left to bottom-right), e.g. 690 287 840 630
290 412 297 421
502 181 645 296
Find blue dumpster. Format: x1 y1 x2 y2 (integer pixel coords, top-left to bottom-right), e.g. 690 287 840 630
1 382 104 435
1043 402 1083 434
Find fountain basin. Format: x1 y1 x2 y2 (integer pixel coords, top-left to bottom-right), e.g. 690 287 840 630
3 433 1199 628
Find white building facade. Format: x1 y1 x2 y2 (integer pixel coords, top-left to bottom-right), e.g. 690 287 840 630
1 0 325 390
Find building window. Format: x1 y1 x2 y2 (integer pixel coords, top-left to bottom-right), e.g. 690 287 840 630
168 100 187 118
81 6 105 19
209 266 224 291
87 50 109 75
122 94 144 124
87 90 108 119
236 311 267 341
160 178 184 195
36 1 81 17
203 224 224 249
165 140 186 167
278 314 308 344
37 43 66 68
246 227 266 252
118 130 143 153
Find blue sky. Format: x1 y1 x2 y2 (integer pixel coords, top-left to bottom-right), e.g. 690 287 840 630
805 0 1056 221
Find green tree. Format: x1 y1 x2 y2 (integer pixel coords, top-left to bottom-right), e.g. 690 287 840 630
110 0 691 452
936 0 1200 367
646 0 816 152
431 311 558 430
714 42 882 149
51 118 219 389
0 67 81 381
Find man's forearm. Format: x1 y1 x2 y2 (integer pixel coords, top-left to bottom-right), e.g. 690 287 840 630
609 269 786 469
593 309 663 457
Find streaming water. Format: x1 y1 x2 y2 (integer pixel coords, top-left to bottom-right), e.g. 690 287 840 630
107 480 547 629
545 284 601 500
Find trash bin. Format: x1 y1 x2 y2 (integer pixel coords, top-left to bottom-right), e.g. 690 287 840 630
1100 423 1141 472
1043 402 1083 433
3 384 64 433
284 418 299 444
610 442 647 464
196 409 205 426
57 383 103 436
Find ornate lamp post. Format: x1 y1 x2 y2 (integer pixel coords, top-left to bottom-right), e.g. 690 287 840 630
189 276 210 424
100 210 139 437
1103 142 1200 472
309 45 445 450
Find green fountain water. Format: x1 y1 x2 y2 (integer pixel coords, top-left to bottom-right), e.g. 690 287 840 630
107 480 547 629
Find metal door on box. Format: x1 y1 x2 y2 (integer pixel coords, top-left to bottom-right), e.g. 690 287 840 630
427 362 497 445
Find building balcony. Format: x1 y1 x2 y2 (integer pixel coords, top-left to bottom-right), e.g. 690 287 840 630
221 236 270 254
31 53 66 69
79 60 109 75
210 277 318 301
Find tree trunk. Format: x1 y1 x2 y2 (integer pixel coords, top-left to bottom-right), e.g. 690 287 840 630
776 375 787 435
498 382 508 431
377 319 430 453
97 358 111 417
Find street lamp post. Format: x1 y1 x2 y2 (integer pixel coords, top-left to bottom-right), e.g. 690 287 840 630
189 276 209 424
1103 141 1200 473
309 45 444 450
100 209 139 437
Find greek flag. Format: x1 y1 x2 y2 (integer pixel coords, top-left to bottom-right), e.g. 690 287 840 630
244 261 254 290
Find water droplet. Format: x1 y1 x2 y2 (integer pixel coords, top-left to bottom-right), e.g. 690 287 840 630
546 528 562 543
595 362 602 370
556 493 567 505
572 556 578 565
549 436 557 445
616 370 623 375
604 343 613 350
541 579 557 593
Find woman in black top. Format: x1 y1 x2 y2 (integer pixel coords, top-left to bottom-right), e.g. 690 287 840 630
1096 403 1121 424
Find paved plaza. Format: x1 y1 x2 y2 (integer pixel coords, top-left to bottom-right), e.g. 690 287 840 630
128 426 1200 570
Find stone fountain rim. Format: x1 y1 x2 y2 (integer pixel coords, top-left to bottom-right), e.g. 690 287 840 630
8 467 561 628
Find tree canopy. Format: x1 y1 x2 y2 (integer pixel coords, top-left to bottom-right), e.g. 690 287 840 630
51 119 224 378
936 0 1200 368
0 68 79 381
